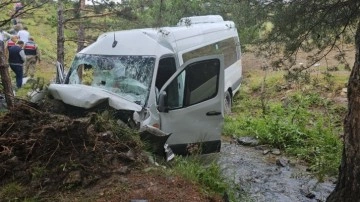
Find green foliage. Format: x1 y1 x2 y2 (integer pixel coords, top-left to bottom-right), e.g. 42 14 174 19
31 165 47 180
216 0 267 47
0 183 25 201
89 110 143 148
170 155 239 201
129 0 210 27
322 71 335 89
225 73 344 178
254 0 358 69
284 69 311 85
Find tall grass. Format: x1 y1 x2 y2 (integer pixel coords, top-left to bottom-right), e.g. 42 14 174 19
169 155 242 201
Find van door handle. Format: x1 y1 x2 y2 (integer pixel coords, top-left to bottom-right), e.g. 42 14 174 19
206 111 221 116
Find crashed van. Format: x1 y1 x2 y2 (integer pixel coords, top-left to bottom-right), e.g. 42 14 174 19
49 15 242 155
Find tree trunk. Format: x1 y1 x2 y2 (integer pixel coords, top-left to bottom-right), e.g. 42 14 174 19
327 21 360 202
0 41 14 109
57 0 65 66
77 0 85 52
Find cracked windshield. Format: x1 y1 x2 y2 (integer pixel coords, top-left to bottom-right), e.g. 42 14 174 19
68 54 156 106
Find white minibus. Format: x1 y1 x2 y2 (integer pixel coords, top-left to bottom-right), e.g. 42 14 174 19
49 15 242 155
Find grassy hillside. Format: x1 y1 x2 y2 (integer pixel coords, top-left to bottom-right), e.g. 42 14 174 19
0 3 78 97
224 50 352 179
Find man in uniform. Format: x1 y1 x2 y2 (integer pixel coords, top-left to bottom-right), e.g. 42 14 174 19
23 37 40 78
5 35 18 62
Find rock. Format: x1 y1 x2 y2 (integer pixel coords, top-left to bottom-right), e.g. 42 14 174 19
340 88 348 96
263 150 270 155
237 136 259 146
271 148 281 155
276 158 289 167
229 137 237 144
300 188 316 199
254 144 270 150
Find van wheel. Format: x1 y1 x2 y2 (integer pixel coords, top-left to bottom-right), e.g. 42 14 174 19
224 91 232 114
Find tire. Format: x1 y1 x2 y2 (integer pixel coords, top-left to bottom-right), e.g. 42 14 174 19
224 91 232 114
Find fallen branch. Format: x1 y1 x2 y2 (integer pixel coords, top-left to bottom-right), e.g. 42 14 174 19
45 140 60 167
2 122 14 136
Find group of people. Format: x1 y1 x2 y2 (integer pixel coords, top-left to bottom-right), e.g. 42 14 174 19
1 24 41 89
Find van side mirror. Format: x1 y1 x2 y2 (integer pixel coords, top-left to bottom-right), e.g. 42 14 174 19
157 91 168 112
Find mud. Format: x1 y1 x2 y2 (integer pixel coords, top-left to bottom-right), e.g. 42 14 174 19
0 102 147 192
218 142 336 202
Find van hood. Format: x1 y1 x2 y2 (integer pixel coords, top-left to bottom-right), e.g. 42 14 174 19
48 84 143 111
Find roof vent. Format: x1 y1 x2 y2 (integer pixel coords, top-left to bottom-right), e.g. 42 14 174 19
177 15 224 26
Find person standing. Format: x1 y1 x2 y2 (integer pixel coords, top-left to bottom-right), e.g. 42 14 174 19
23 37 40 78
14 2 23 13
12 2 23 25
8 40 26 89
17 26 30 43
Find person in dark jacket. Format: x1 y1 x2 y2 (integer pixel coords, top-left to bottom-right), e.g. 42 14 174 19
8 40 26 89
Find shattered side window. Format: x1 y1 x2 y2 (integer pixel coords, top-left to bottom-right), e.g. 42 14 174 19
68 54 156 106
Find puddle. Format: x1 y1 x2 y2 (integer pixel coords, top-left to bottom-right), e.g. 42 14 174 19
218 142 336 202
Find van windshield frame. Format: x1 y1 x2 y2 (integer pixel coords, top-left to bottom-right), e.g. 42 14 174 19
66 54 156 107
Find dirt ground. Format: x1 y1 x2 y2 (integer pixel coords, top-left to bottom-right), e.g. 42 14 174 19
241 45 355 108
0 101 223 202
242 45 355 71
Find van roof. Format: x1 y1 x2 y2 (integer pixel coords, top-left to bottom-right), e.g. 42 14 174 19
79 29 174 56
79 16 237 57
